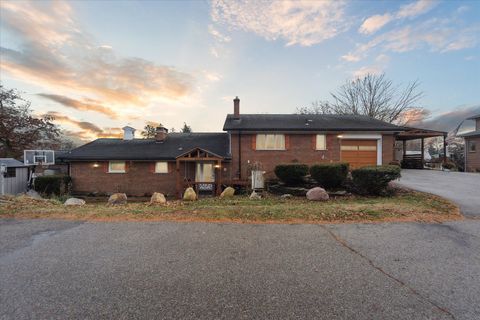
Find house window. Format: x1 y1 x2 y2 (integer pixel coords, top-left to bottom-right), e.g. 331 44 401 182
469 140 476 153
108 161 126 173
155 161 168 173
256 134 285 150
5 167 16 178
316 134 326 150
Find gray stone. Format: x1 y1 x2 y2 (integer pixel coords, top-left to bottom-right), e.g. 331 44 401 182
64 198 86 206
220 187 235 198
150 192 167 205
280 194 293 199
249 191 262 200
306 187 329 201
108 193 127 205
26 189 42 199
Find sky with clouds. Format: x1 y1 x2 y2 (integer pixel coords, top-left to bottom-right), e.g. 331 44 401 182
1 0 479 140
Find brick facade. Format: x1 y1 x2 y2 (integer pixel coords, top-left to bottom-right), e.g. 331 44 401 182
70 160 231 197
230 133 396 180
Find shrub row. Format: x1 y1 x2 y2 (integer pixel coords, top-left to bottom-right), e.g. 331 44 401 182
350 165 401 195
274 163 349 189
274 163 401 195
34 175 72 196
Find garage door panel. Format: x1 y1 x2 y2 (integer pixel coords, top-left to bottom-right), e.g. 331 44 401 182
341 139 377 169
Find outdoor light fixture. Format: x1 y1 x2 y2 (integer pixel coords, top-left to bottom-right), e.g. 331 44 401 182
214 164 221 168
337 135 343 138
93 163 99 168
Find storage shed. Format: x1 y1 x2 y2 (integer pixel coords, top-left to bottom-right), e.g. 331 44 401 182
0 158 29 195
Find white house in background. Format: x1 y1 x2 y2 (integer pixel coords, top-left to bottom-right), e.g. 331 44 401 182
0 158 29 195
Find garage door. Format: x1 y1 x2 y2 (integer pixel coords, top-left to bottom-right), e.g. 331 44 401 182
341 140 377 169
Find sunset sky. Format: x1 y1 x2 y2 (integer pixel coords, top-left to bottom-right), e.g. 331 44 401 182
1 0 479 140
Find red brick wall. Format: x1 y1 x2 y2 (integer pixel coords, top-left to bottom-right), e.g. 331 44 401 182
70 161 231 197
230 133 397 179
465 137 480 172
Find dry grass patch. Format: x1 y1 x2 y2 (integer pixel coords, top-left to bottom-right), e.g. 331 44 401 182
0 190 461 224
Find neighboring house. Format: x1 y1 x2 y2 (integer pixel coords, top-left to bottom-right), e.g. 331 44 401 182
458 114 480 172
0 158 29 195
61 97 411 197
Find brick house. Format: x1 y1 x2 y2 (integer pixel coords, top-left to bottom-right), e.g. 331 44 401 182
62 97 408 197
459 114 480 172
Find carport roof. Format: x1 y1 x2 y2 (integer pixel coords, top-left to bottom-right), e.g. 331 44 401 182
396 127 447 140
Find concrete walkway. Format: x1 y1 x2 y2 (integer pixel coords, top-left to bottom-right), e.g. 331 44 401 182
397 169 480 217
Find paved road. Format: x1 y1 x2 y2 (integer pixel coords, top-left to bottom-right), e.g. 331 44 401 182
1 219 479 319
397 169 480 217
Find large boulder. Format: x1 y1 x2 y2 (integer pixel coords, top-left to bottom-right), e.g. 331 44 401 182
183 187 197 201
249 191 262 200
64 198 86 206
108 193 127 205
150 192 167 205
220 187 235 198
306 187 329 201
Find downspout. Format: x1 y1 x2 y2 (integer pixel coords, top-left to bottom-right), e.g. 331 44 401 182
238 130 242 179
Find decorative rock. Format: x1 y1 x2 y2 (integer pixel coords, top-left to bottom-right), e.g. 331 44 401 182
306 187 329 201
26 189 42 199
280 194 293 199
249 191 262 200
108 193 127 205
150 192 167 205
64 198 86 206
183 187 197 201
220 187 235 198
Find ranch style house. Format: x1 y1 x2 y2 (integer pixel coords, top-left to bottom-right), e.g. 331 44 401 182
60 97 446 198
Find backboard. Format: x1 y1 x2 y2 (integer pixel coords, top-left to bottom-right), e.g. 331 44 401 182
24 150 55 166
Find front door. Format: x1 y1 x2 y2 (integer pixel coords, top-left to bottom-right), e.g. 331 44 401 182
195 163 215 190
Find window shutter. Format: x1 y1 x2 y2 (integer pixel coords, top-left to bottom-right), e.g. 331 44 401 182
149 162 155 173
103 161 109 173
312 135 316 150
285 135 290 150
252 135 256 150
125 161 130 173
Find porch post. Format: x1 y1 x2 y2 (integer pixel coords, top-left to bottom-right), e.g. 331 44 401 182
403 140 406 157
421 138 424 169
443 135 447 162
176 159 181 199
216 160 222 196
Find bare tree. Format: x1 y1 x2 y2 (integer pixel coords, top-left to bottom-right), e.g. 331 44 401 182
0 85 60 158
297 73 427 124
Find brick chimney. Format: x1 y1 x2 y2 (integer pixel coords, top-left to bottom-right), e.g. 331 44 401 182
155 125 168 142
233 96 240 119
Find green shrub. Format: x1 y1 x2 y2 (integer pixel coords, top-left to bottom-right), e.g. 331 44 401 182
274 164 309 186
34 175 72 196
310 163 349 189
442 161 456 170
351 165 401 195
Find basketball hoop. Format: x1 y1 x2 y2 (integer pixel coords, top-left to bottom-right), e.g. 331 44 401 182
23 150 55 166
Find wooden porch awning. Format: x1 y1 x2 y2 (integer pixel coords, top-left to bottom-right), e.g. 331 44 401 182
175 147 224 198
396 128 447 141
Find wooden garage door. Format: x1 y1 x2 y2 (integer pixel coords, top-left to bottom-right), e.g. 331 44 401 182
341 140 377 169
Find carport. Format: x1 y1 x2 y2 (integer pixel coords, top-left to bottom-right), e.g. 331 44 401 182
396 128 447 169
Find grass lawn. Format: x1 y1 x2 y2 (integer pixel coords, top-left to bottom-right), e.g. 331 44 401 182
0 190 460 223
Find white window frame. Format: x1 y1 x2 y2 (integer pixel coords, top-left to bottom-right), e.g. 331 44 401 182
469 140 476 153
108 161 126 173
256 134 285 150
316 134 327 150
155 161 169 173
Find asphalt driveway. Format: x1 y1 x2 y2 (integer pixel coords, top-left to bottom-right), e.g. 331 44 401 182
1 219 479 319
397 169 480 217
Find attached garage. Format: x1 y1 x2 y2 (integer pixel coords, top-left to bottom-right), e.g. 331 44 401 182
341 139 378 169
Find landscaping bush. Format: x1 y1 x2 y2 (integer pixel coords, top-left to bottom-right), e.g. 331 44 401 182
351 165 401 195
309 163 349 189
34 175 72 196
274 164 309 186
442 160 456 170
